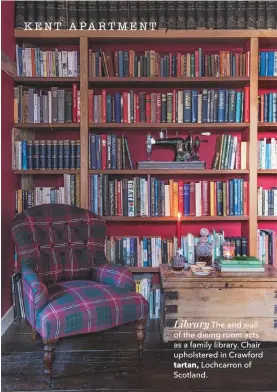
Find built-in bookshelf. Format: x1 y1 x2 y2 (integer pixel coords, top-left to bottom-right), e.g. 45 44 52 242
12 29 277 272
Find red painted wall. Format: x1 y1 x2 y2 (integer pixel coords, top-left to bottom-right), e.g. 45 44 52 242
1 0 15 316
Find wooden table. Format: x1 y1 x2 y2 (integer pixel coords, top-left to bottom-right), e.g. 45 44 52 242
159 264 277 342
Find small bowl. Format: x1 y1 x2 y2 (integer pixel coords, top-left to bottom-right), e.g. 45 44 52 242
196 262 207 268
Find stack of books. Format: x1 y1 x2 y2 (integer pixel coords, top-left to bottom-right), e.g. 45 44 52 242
215 256 264 272
259 51 277 77
134 273 160 319
258 138 277 169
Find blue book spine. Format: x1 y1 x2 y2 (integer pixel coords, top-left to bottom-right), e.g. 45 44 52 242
268 52 274 76
22 140 27 170
224 89 229 122
183 90 192 123
264 94 268 122
269 93 273 122
234 178 238 216
95 135 101 169
218 90 225 122
237 179 241 215
114 93 121 123
93 175 98 215
19 46 23 76
50 189 55 204
183 184 190 216
90 134 96 169
118 51 124 77
232 55 236 76
265 52 269 76
216 181 223 216
260 52 266 76
191 90 198 123
106 94 112 123
143 238 148 267
154 179 159 216
201 89 208 123
235 91 242 122
123 51 129 76
134 55 138 77
111 134 117 169
229 180 234 216
130 238 135 266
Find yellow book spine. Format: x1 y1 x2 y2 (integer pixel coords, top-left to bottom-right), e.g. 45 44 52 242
210 181 215 216
173 181 178 216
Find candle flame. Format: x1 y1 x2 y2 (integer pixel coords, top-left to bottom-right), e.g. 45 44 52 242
178 212 181 220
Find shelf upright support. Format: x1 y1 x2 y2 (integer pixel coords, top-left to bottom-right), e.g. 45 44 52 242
249 37 258 256
80 37 89 209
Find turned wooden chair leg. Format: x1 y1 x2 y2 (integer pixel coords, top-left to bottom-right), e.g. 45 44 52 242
31 328 37 341
136 318 147 359
43 339 58 379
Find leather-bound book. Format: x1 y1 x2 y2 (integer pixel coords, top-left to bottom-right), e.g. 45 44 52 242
207 1 216 29
226 1 237 29
157 1 166 29
45 0 56 24
266 1 276 29
15 1 26 29
88 1 98 25
247 1 257 29
148 1 157 29
166 1 176 29
176 1 186 30
98 1 108 25
108 1 118 28
77 1 88 28
68 1 77 26
257 1 266 29
57 1 67 29
129 1 138 27
196 1 206 29
26 1 35 28
216 1 226 29
118 1 128 24
138 1 149 24
186 1 196 29
35 1 45 24
237 1 247 29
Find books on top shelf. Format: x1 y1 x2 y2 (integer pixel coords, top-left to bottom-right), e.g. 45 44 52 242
259 51 277 77
212 136 247 170
89 175 248 217
16 45 80 77
12 138 80 171
257 187 277 216
15 174 80 214
89 88 250 124
257 229 276 267
258 92 277 123
14 84 79 123
258 138 277 169
89 134 133 170
215 256 265 273
89 49 250 78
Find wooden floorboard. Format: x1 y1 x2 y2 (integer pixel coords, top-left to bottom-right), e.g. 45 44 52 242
2 320 277 392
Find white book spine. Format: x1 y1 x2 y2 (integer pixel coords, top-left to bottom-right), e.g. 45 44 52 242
258 187 262 216
48 91 52 123
67 51 72 77
145 180 149 216
33 94 38 123
58 51 62 77
128 180 135 216
197 94 202 123
195 182 202 216
177 91 183 123
265 189 268 216
231 136 237 170
274 189 277 216
140 178 145 216
128 93 131 123
165 185 170 216
241 141 247 170
151 237 156 266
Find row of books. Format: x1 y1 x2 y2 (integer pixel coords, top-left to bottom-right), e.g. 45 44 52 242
258 93 277 123
105 233 247 267
257 229 276 266
89 88 250 124
88 175 248 217
258 138 277 170
15 175 80 214
89 49 250 78
259 51 277 77
257 187 277 217
212 136 247 170
16 46 80 78
15 1 277 31
14 84 80 124
215 256 265 272
11 273 25 321
134 274 160 319
12 139 80 171
89 134 133 170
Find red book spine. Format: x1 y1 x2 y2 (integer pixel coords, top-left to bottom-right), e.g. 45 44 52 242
117 180 122 216
178 180 184 215
136 94 140 123
156 93 161 123
243 181 248 216
77 90 80 123
177 53 181 77
88 90 93 123
102 89 106 123
72 83 77 123
195 51 199 77
114 179 118 215
172 90 176 123
146 94 151 123
190 182 196 216
244 86 250 122
235 140 241 169
169 53 172 77
101 134 107 170
123 92 128 123
201 181 209 216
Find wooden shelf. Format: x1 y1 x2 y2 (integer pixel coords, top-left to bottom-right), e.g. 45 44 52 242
258 170 277 174
128 267 159 273
13 170 80 175
258 123 277 130
14 77 80 84
89 123 249 131
258 77 277 87
258 216 277 221
14 123 80 129
103 216 249 222
89 169 249 175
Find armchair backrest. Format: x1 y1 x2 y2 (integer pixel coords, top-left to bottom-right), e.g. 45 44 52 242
11 204 107 284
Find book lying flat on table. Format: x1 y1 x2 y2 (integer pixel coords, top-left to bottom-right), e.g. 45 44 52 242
215 256 265 273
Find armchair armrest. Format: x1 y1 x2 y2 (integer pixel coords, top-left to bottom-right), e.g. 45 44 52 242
21 262 49 325
91 263 135 291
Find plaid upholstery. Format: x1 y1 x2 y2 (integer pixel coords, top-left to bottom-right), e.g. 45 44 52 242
36 280 149 340
92 264 135 291
11 205 148 339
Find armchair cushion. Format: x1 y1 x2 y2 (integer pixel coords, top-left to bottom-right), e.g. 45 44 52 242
91 263 135 291
36 280 149 340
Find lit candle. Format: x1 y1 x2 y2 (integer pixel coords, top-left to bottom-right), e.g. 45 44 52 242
177 212 181 249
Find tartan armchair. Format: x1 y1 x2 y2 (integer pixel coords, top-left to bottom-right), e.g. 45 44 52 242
11 204 149 379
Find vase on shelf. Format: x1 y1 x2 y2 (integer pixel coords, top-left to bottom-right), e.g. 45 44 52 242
195 228 213 266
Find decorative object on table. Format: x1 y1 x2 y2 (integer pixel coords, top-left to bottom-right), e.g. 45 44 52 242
222 238 236 259
171 248 187 273
195 228 213 266
190 262 213 276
